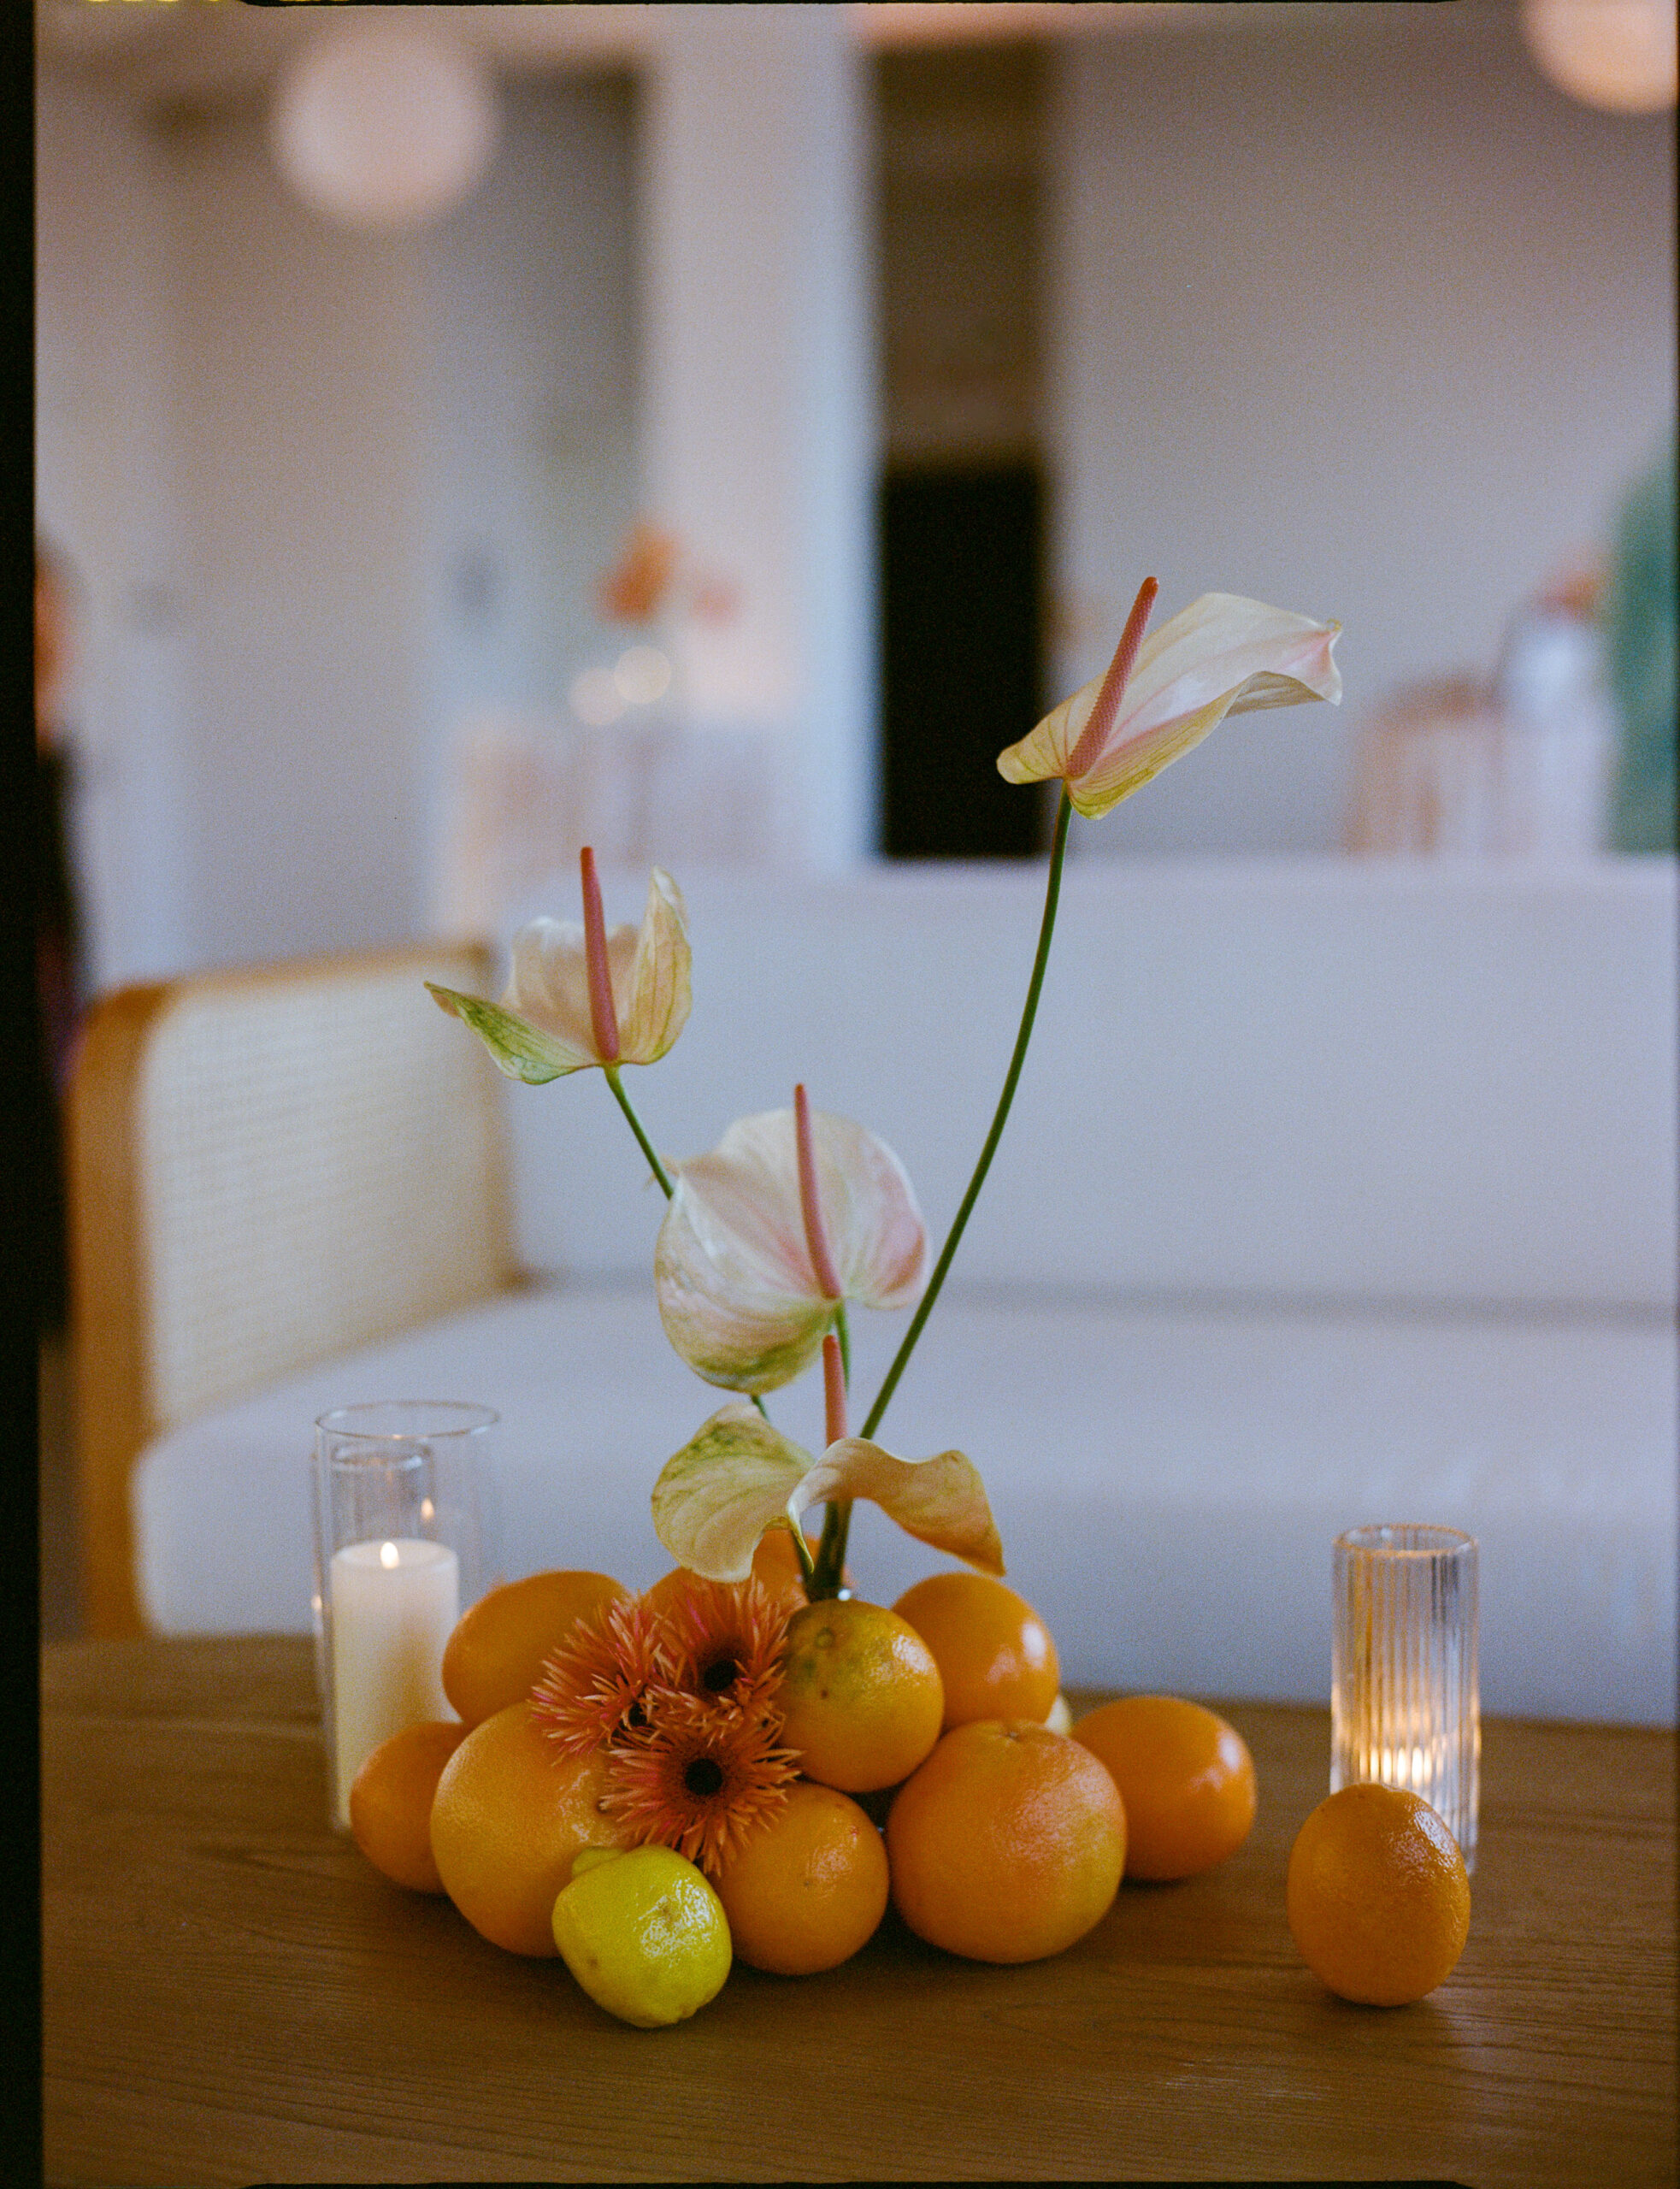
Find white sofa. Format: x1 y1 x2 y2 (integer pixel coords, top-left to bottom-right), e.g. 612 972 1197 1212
135 858 1678 1723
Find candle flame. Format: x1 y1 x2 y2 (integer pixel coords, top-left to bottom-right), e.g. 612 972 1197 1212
380 1540 399 1569
420 1498 435 1522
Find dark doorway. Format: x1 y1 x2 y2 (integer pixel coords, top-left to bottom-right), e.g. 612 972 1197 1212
878 463 1047 859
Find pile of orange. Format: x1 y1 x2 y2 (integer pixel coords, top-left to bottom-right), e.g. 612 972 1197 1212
349 1559 1468 2015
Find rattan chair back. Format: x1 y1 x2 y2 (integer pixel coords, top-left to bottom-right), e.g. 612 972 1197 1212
68 943 516 1635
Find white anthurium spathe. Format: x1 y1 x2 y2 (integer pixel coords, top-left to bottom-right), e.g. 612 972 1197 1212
427 864 690 1083
650 1401 1005 1584
998 591 1342 819
655 1106 928 1394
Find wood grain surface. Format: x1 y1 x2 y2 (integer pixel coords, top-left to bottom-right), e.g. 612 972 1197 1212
43 1637 1676 2186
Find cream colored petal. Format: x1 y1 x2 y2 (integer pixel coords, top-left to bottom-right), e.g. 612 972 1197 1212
814 1111 928 1308
656 1180 835 1393
502 917 605 1059
650 1403 813 1581
997 685 1086 788
617 868 693 1065
788 1437 1005 1578
425 983 597 1082
654 1107 927 1390
998 593 1341 817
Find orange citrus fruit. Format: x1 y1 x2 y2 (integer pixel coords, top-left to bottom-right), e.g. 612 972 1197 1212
349 1720 469 1894
886 1720 1126 1962
441 1570 628 1727
711 1781 890 1974
429 1699 632 1956
776 1599 944 1793
1073 1696 1257 1881
892 1572 1059 1729
1286 1783 1471 2005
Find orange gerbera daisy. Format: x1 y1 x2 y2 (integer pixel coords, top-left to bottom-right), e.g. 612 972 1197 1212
604 1690 801 1875
531 1592 665 1760
658 1573 793 1719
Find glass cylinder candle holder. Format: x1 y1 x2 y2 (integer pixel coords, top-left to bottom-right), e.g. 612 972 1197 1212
1332 1523 1480 1870
311 1401 498 1830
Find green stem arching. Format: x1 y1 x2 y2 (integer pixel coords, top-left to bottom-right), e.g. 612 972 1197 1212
863 788 1072 1437
809 788 1076 1593
805 788 1067 1593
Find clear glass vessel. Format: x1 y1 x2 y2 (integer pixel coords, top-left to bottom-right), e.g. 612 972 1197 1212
1332 1523 1480 1870
311 1401 498 1829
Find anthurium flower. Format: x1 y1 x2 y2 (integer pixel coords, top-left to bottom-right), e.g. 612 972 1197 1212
427 852 690 1084
655 1090 928 1394
650 1401 1004 1584
998 586 1342 818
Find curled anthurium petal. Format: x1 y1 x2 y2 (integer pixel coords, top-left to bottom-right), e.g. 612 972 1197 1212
998 592 1341 819
650 1407 1005 1584
656 1106 928 1394
651 1403 814 1582
427 864 691 1082
788 1437 1005 1578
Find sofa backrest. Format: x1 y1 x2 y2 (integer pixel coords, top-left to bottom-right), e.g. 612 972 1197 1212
499 858 1677 1316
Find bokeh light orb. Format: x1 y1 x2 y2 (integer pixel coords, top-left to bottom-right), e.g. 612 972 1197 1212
271 25 499 232
1520 0 1677 115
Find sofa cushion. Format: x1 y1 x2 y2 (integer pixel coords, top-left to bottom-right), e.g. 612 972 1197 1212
133 1280 1677 1724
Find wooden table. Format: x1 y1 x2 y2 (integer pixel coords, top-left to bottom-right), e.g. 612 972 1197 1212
44 1638 1676 2186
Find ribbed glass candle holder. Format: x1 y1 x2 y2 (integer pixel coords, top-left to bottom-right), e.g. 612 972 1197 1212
1331 1523 1480 1870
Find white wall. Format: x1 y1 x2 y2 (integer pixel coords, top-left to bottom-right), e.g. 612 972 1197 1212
640 6 879 868
419 74 640 885
158 99 435 970
1048 9 1676 857
35 63 641 985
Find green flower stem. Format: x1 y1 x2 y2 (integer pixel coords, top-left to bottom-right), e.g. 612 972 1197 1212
811 788 1076 1596
862 788 1072 1437
810 1496 851 1602
805 1303 854 1601
604 1062 771 1425
603 1064 675 1197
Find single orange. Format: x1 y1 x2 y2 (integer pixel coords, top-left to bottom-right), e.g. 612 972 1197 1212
776 1599 944 1793
1286 1783 1471 2006
349 1720 469 1894
441 1570 628 1727
429 1699 632 1956
892 1572 1059 1729
886 1720 1126 1963
1073 1696 1256 1881
711 1781 890 1974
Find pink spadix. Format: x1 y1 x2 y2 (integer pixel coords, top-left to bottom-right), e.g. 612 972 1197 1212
793 1083 844 1301
822 1333 847 1448
1064 575 1158 782
579 846 621 1064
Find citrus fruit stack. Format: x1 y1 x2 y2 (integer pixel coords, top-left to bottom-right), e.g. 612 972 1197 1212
345 1559 1466 2027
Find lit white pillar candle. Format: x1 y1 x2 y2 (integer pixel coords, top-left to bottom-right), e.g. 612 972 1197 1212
329 1537 458 1826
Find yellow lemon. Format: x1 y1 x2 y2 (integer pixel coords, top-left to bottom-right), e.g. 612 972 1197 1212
551 1846 733 2028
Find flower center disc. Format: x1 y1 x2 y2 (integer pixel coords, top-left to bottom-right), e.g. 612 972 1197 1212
684 1756 727 1797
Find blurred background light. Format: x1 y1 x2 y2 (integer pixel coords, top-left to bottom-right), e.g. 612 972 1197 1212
612 645 673 705
1520 0 1677 114
269 22 499 232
